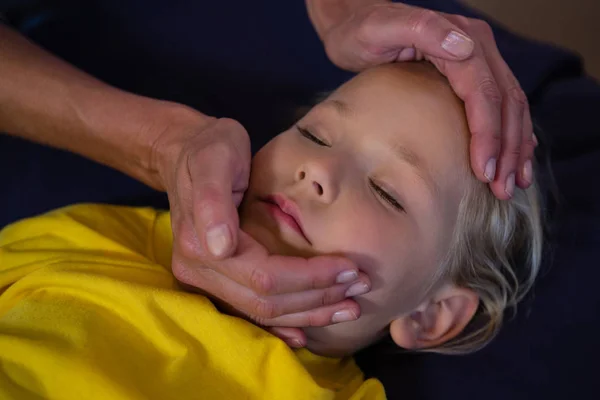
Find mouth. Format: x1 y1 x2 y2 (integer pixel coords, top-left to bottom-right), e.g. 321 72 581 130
262 194 311 245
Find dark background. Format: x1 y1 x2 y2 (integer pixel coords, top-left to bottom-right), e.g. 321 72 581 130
1 1 599 398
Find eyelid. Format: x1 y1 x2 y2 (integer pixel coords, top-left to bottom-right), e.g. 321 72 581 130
296 125 330 147
370 179 406 213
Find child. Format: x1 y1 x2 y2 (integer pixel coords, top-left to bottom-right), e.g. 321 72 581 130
0 63 542 399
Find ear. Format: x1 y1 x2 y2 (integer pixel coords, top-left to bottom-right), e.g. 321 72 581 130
389 284 479 350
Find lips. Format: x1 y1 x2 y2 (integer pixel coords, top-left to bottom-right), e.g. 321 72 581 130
263 194 311 244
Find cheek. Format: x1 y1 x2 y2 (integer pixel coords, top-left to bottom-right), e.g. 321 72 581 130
249 133 306 192
314 203 434 314
314 203 409 284
250 139 290 192
314 193 397 256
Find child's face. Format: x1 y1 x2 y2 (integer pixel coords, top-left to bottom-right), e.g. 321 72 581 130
240 64 474 356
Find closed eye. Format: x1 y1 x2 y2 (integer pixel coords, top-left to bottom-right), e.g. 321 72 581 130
370 180 405 212
297 126 330 147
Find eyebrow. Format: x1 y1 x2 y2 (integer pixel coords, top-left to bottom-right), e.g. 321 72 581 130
322 99 353 117
389 142 438 196
321 99 438 196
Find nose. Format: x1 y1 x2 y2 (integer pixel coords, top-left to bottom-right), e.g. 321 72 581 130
295 158 340 204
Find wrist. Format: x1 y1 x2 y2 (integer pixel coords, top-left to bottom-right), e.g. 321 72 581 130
70 84 213 191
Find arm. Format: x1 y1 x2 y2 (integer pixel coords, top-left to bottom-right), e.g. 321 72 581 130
0 24 209 191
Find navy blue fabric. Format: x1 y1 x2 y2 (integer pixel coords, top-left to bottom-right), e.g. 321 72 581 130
1 1 599 398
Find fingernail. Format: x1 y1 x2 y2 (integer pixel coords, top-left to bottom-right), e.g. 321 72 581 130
206 224 231 257
522 160 533 185
397 47 416 61
289 339 304 348
332 309 357 324
533 134 539 147
484 158 497 182
336 270 358 284
505 173 516 198
345 282 370 297
442 30 474 58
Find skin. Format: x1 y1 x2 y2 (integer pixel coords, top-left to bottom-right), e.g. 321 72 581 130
240 63 479 356
1 0 533 344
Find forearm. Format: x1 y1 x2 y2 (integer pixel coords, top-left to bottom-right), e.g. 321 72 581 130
0 24 206 190
305 0 388 40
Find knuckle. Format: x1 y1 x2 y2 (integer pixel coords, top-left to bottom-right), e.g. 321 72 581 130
360 6 387 30
504 138 523 158
479 78 503 105
506 86 527 108
217 117 246 134
523 135 537 149
207 141 236 164
306 312 324 327
174 221 205 261
472 18 494 38
452 15 471 28
353 5 404 64
170 259 189 284
408 8 440 35
358 46 385 65
188 137 235 172
355 10 383 47
249 267 276 295
171 256 203 286
319 291 329 308
195 182 226 221
471 126 501 143
250 296 278 320
306 271 322 291
320 289 337 307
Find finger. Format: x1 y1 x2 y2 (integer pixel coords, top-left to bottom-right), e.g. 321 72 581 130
264 299 361 327
516 101 535 189
267 327 307 348
427 48 502 187
360 5 475 60
176 248 368 320
225 232 362 295
249 273 370 319
189 140 240 259
480 39 528 198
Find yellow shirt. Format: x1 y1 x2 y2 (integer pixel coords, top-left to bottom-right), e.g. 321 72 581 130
0 204 385 399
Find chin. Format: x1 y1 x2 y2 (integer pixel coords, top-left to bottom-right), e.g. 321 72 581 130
303 327 365 358
304 325 391 358
305 341 354 358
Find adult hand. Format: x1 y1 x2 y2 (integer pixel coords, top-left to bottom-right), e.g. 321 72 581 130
151 113 370 347
307 0 537 200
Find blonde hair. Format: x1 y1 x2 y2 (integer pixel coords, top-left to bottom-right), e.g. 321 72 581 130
428 167 544 354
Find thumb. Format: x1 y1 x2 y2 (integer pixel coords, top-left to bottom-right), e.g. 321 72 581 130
189 145 241 260
364 5 475 60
